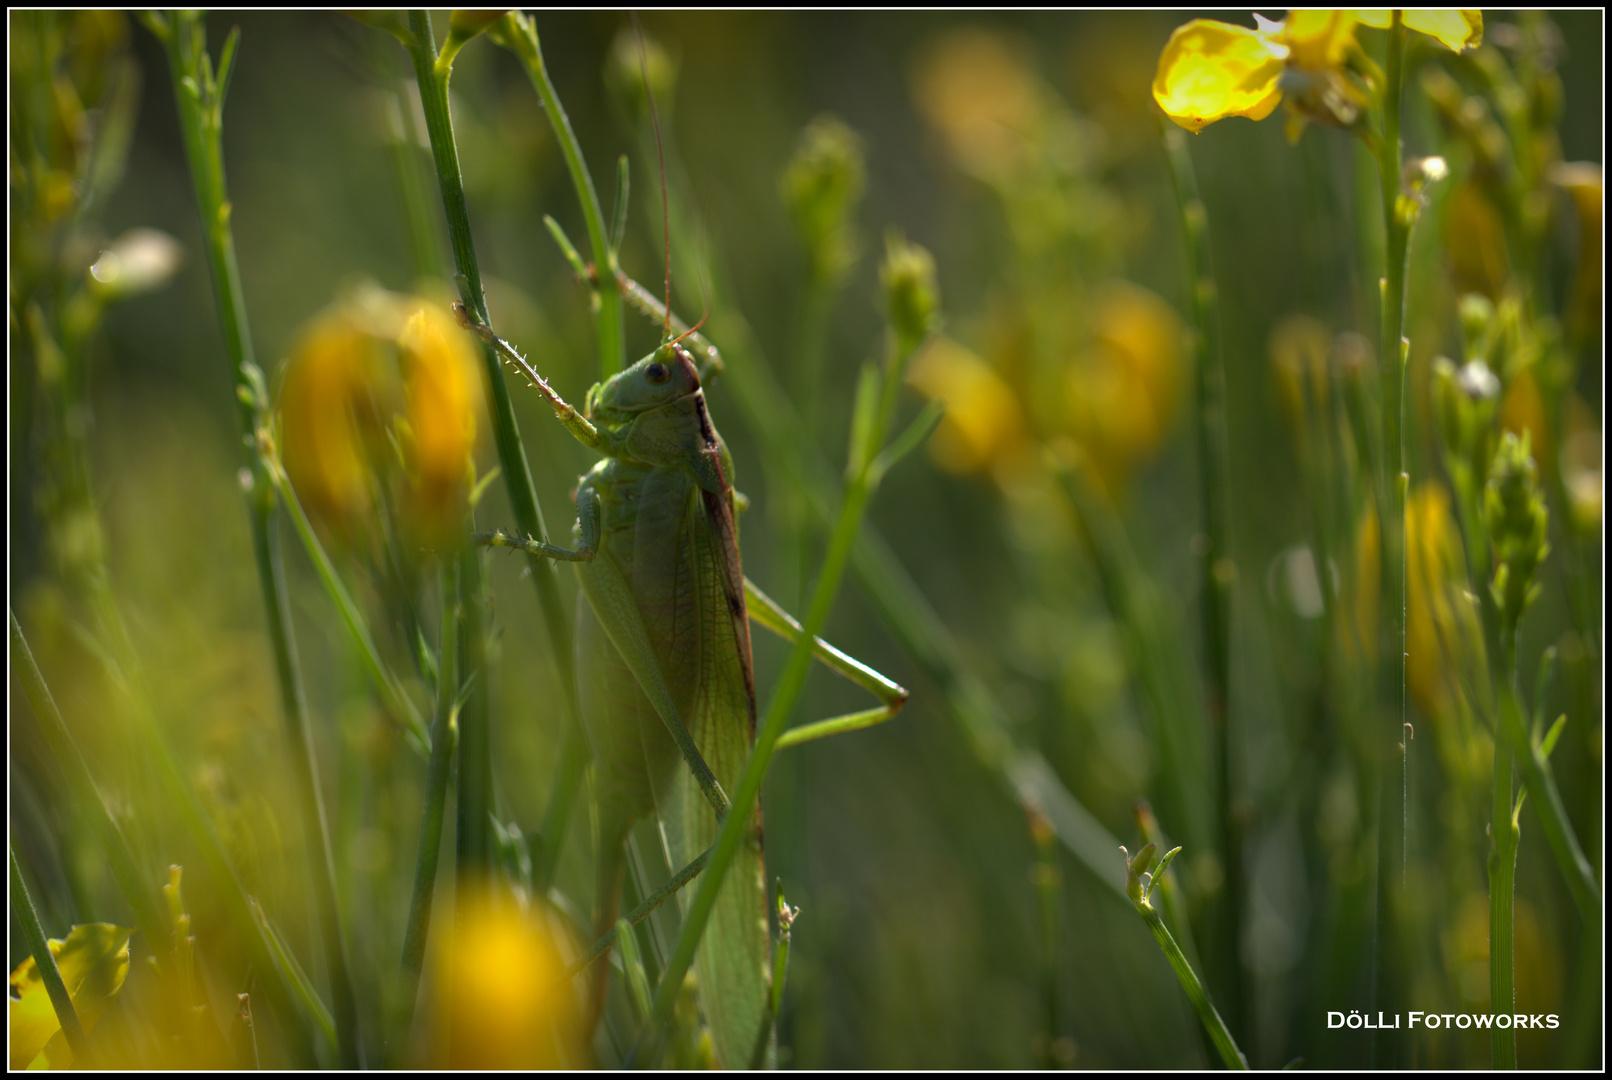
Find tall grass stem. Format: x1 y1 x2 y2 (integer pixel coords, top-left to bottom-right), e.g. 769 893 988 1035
1162 123 1243 1040
393 557 461 1058
153 12 361 1065
403 8 588 882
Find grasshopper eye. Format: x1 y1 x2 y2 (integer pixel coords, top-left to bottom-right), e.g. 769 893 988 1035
645 361 671 385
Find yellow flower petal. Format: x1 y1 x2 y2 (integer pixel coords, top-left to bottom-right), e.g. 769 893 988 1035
278 315 385 534
1356 10 1483 52
1153 19 1286 133
905 336 1027 475
1282 9 1358 69
8 924 132 1070
397 304 484 543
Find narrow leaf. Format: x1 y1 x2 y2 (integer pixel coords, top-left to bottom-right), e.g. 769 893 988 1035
543 215 589 282
609 154 630 253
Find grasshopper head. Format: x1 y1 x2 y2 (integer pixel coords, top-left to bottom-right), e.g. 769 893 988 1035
585 340 702 423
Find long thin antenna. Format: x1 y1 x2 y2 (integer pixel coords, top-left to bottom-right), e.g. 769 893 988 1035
631 12 672 342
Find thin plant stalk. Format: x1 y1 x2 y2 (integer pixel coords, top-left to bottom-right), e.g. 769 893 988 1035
10 611 172 954
150 11 361 1066
1161 122 1243 1041
1124 845 1247 1070
9 844 91 1064
402 8 587 884
1489 686 1521 1069
393 557 461 1058
494 12 625 378
1375 9 1410 880
1369 13 1409 1066
455 541 493 872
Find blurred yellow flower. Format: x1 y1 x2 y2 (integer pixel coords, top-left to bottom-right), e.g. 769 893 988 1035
9 923 132 1069
278 314 386 535
1405 483 1481 722
1269 313 1332 440
911 28 1042 179
1342 484 1483 722
398 305 483 546
1447 892 1561 1028
1062 281 1184 496
1551 161 1603 343
1355 10 1484 52
277 288 484 547
1446 181 1510 300
423 883 583 1069
906 336 1032 480
1154 11 1481 136
1341 498 1380 666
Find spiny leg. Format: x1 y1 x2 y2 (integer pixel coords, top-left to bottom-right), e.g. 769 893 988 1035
452 300 605 453
743 578 909 750
476 478 602 562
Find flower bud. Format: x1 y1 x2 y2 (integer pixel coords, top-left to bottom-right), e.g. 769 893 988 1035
448 9 508 41
1458 292 1497 355
881 231 939 360
1484 432 1550 628
781 116 866 284
1433 356 1501 500
1121 842 1157 905
604 27 677 123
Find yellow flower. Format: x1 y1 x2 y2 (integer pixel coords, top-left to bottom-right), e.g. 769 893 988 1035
1154 10 1482 135
1061 280 1185 496
1341 485 1484 723
1500 364 1550 474
1405 483 1480 723
1152 19 1286 133
1550 161 1603 344
911 28 1043 179
1354 10 1484 52
1269 313 1332 440
1446 180 1510 299
9 924 132 1069
278 313 387 535
906 336 1032 480
397 305 483 546
277 287 484 547
423 881 583 1069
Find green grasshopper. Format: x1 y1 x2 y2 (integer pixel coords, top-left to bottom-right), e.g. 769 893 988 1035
456 279 907 1067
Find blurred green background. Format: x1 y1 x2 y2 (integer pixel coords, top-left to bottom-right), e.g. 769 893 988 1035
10 10 1602 1069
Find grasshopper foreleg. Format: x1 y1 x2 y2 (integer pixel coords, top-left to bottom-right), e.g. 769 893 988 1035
476 481 602 562
452 301 605 453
